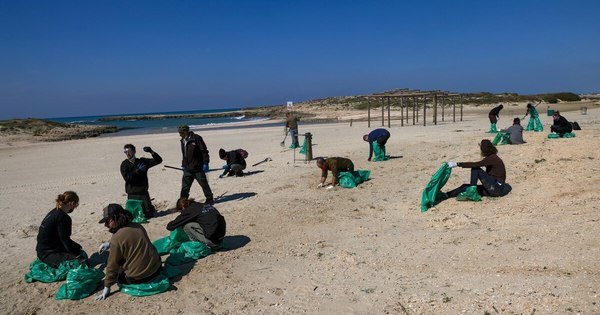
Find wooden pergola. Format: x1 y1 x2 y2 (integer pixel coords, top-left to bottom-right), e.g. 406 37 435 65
362 89 463 128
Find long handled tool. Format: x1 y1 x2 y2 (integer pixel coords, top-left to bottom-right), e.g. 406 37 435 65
165 165 183 171
280 132 288 147
252 157 272 167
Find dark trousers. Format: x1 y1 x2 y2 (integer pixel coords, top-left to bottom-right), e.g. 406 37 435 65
447 168 511 197
489 114 498 124
117 266 162 285
551 124 572 135
181 171 214 203
39 252 87 268
128 191 156 218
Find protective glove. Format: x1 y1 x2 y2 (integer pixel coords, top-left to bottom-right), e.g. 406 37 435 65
143 146 153 153
98 242 110 254
203 164 209 173
136 163 147 172
447 161 458 168
219 174 224 179
317 183 324 188
95 287 110 301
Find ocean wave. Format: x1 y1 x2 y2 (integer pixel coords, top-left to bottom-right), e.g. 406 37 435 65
232 115 245 120
68 120 97 124
188 117 271 129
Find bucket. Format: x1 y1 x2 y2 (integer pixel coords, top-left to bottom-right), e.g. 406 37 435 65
581 107 588 115
547 109 555 116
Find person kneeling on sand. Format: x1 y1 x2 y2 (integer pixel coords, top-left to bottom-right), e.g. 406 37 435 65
95 204 162 301
120 144 163 219
36 191 87 268
500 118 525 144
446 139 512 198
550 111 573 136
167 198 226 249
218 148 247 178
316 157 354 188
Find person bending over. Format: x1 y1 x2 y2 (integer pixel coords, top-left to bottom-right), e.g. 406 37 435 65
446 139 512 198
316 157 354 188
166 198 226 249
36 191 87 268
218 148 247 178
363 128 391 161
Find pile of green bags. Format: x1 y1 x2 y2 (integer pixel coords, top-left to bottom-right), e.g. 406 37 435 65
548 132 576 139
492 132 510 146
125 199 148 223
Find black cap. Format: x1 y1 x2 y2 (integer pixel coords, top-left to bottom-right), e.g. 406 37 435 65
98 203 124 224
178 125 190 133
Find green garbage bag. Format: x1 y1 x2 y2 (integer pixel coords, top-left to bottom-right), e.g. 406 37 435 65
55 267 104 300
172 241 213 260
420 163 452 212
338 170 370 188
563 132 576 138
289 142 299 149
456 186 481 202
548 132 576 139
24 251 88 283
125 199 148 224
152 228 190 255
299 138 307 155
118 273 170 297
372 142 389 161
488 123 498 133
491 132 509 146
547 133 560 139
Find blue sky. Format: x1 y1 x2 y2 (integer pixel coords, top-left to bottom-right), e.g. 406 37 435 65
1 1 599 119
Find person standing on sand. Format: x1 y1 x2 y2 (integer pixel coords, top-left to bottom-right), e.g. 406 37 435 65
488 104 504 133
500 118 525 145
316 157 354 188
446 139 512 198
36 191 87 268
95 204 162 301
120 144 162 219
178 125 214 205
285 112 300 148
363 128 391 161
524 103 543 132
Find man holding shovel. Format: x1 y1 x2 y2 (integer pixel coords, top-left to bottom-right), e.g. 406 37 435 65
283 112 300 148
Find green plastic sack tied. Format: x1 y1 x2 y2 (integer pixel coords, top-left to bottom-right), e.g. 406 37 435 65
125 199 148 224
337 170 370 188
118 272 171 297
489 123 498 133
299 137 307 155
153 228 191 255
55 266 105 300
456 185 481 202
153 228 213 265
548 132 576 139
420 163 452 212
492 132 509 146
24 251 88 283
372 142 389 161
289 142 300 149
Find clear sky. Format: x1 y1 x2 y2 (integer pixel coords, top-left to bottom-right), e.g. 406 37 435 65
1 0 599 119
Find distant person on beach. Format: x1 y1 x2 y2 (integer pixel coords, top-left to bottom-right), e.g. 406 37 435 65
446 139 512 198
316 157 354 188
524 103 543 131
488 104 504 133
95 204 162 301
285 112 300 148
218 148 247 178
363 128 391 161
166 198 226 249
178 125 214 205
120 144 163 219
500 118 525 144
36 191 87 268
550 111 573 136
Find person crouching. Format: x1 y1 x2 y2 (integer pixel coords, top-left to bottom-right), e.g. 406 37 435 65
167 198 226 249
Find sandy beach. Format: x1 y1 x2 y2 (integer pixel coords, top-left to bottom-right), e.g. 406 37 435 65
1 103 599 314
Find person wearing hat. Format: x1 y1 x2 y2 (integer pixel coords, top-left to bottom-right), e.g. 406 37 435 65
284 112 300 148
120 143 163 219
178 125 214 205
36 191 87 268
500 117 525 144
218 148 247 178
166 197 226 249
95 204 162 301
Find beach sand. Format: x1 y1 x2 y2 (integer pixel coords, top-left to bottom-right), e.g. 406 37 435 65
0 104 599 314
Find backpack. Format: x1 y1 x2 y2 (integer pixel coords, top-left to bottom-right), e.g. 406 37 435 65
236 149 248 159
571 122 581 130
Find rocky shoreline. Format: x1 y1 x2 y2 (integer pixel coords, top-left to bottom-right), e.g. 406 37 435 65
0 119 118 143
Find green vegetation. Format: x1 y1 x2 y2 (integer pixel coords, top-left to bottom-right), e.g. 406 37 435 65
538 92 581 103
0 118 69 135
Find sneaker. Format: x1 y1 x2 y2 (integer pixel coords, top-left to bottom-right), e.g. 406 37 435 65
235 171 244 177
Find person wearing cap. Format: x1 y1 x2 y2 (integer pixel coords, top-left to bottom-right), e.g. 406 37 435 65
550 111 573 136
166 198 226 249
95 204 162 301
218 148 246 178
284 112 300 148
488 104 504 133
363 128 391 161
178 125 214 205
316 157 354 188
500 118 525 144
446 139 512 198
120 144 163 219
36 191 87 268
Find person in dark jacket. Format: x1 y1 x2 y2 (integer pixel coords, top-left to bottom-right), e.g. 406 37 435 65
178 125 214 205
550 111 573 136
446 139 512 197
316 157 354 188
488 104 504 133
363 128 391 161
120 144 162 219
36 191 87 268
218 148 247 178
167 198 226 248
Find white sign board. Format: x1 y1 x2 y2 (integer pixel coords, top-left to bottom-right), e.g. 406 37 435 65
286 101 293 111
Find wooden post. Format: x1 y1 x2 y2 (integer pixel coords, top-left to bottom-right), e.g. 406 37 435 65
423 96 427 127
442 97 445 122
406 97 409 125
381 98 384 126
387 97 391 128
412 97 416 125
367 98 371 128
453 97 456 123
460 95 463 121
400 97 404 127
433 94 438 125
350 118 353 127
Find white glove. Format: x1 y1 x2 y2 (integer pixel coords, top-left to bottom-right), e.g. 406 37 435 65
447 161 458 168
98 242 110 254
317 183 324 188
95 286 110 301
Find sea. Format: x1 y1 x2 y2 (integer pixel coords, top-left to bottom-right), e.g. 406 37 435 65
48 108 276 136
